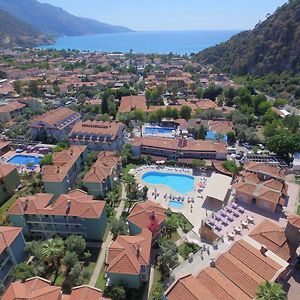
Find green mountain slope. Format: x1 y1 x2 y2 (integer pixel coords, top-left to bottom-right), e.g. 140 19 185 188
0 9 53 48
196 0 300 76
0 0 132 37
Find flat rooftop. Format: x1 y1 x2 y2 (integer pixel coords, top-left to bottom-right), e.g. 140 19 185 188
203 173 232 202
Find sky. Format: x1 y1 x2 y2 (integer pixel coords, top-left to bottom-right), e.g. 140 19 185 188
40 0 288 31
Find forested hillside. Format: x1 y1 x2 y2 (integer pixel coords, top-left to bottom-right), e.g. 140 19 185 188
197 0 300 76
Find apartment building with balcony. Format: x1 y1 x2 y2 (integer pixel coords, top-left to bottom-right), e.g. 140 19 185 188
0 165 20 206
0 227 25 286
8 189 107 242
0 101 26 123
68 120 125 151
29 107 81 142
42 145 87 198
83 152 121 198
132 136 227 161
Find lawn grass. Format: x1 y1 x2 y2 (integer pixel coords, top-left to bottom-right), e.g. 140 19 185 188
95 270 106 291
149 265 163 300
178 243 201 260
172 213 193 232
170 231 181 242
122 163 137 175
83 262 96 284
53 273 64 286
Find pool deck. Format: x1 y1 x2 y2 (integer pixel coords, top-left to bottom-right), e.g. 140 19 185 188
134 165 228 235
0 150 43 173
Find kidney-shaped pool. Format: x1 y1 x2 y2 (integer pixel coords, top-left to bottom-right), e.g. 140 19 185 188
142 171 194 194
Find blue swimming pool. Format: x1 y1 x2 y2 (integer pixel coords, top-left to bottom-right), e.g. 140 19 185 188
143 126 175 135
169 201 184 209
7 155 41 166
142 172 194 194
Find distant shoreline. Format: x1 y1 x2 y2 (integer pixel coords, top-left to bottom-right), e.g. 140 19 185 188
39 30 240 55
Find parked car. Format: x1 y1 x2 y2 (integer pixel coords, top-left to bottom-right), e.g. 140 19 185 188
241 142 252 149
258 144 265 150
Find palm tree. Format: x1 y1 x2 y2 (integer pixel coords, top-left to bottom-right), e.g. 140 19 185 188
256 281 287 300
40 238 65 268
123 173 137 210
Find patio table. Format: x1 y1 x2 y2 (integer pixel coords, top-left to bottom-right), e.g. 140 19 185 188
247 216 254 223
226 207 233 213
233 211 239 217
231 202 238 209
227 214 234 222
238 206 245 213
235 226 242 233
215 223 222 231
241 220 249 228
220 210 227 217
228 232 235 239
221 217 228 226
215 214 221 221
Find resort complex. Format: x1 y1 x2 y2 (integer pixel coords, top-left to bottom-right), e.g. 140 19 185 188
0 17 300 299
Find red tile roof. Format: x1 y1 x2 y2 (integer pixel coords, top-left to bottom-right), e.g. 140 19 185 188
42 145 86 182
0 226 23 254
249 220 291 261
67 285 110 300
0 101 26 113
288 215 300 229
119 95 147 113
245 162 285 180
165 238 286 300
107 228 152 275
127 201 166 233
83 152 120 183
1 277 61 300
0 164 16 179
69 120 125 141
9 189 105 219
133 136 227 154
29 107 80 129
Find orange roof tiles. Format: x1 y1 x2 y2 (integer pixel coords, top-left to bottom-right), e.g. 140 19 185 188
107 228 152 275
0 101 26 113
165 237 286 300
208 120 234 134
1 277 61 300
133 136 227 153
257 187 281 204
0 140 11 150
42 145 86 182
9 189 105 219
67 286 110 300
69 121 125 141
127 200 166 233
83 152 120 183
232 181 257 195
0 226 22 254
166 274 216 300
245 162 285 180
0 164 16 179
119 95 147 113
249 220 291 261
29 107 80 129
288 215 300 229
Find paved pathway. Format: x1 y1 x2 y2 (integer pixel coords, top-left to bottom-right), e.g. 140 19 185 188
89 198 126 287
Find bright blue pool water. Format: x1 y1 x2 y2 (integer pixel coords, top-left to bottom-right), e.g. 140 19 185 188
144 127 175 135
7 155 41 166
169 201 184 209
142 172 194 194
206 131 228 141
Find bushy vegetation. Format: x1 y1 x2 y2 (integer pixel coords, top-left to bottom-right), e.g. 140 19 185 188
13 236 93 293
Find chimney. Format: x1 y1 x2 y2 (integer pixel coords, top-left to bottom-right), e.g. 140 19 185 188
70 149 74 156
56 166 60 173
136 243 141 258
66 200 71 214
151 210 156 220
260 245 268 256
24 198 29 211
210 259 216 267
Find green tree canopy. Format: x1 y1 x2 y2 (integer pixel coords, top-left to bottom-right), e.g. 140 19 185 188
256 281 287 300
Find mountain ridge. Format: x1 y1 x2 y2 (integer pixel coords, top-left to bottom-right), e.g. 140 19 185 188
0 9 54 48
0 0 132 37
